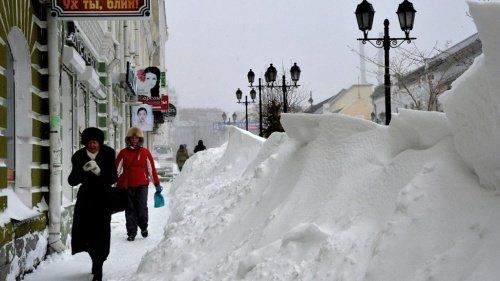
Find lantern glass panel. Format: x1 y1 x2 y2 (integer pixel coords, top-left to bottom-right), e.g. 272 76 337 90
267 64 277 82
247 69 255 84
397 0 416 32
236 88 242 100
290 63 301 82
264 70 271 83
355 0 374 31
250 89 256 100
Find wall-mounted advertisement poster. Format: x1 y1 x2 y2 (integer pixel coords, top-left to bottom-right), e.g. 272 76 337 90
131 104 153 132
136 66 163 98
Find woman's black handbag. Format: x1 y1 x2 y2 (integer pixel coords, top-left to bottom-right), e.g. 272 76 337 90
109 187 127 214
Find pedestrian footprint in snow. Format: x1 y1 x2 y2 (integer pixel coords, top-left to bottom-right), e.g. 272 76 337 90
68 127 118 281
115 127 163 242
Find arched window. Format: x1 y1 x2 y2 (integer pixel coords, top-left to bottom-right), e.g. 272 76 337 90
7 28 33 207
6 41 15 188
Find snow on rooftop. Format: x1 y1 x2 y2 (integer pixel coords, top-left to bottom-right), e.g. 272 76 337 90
133 2 500 280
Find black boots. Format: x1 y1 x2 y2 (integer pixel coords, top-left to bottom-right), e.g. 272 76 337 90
92 260 103 281
127 229 146 241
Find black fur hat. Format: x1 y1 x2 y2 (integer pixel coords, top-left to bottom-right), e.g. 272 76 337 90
81 127 104 146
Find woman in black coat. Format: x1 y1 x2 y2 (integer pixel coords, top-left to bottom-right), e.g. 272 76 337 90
68 127 117 281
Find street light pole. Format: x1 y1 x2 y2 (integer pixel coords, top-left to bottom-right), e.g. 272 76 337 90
383 19 391 125
245 96 249 131
355 0 417 125
235 88 255 132
258 78 263 136
282 75 288 113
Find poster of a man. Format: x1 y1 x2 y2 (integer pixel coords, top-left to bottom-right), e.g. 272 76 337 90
136 66 161 98
131 105 153 132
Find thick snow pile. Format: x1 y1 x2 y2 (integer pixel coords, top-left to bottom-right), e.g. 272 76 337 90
441 2 500 190
0 187 40 226
133 2 500 280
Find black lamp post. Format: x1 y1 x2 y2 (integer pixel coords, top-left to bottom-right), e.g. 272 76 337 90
264 63 301 113
246 62 301 136
247 69 263 137
235 88 256 131
222 112 227 123
355 0 416 125
232 112 237 123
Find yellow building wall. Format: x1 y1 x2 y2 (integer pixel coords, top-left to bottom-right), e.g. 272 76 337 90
341 101 373 120
327 85 373 120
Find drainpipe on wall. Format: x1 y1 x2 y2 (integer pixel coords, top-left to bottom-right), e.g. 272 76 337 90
123 21 130 145
107 56 120 148
47 11 66 253
134 21 140 64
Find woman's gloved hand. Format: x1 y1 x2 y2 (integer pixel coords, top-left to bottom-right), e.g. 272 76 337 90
83 160 101 176
155 184 163 193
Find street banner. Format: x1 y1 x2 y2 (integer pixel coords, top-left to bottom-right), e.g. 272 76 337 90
52 0 151 18
131 104 153 132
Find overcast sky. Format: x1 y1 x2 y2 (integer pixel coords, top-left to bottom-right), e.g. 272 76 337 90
164 0 477 115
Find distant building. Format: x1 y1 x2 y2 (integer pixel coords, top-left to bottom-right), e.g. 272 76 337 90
170 108 229 154
305 84 373 120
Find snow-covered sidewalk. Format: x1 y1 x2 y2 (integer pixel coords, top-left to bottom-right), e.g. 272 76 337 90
24 183 171 281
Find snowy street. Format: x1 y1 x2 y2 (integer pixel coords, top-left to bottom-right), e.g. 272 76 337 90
4 1 500 280
23 183 171 281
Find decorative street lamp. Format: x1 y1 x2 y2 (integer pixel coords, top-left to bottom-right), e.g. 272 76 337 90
247 69 263 137
355 0 416 125
232 112 237 123
264 63 301 113
246 62 301 136
235 88 256 131
222 112 227 123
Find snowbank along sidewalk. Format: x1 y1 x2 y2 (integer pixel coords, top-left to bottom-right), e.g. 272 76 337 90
134 2 500 281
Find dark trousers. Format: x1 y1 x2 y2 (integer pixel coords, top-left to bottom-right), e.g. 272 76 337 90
125 185 148 236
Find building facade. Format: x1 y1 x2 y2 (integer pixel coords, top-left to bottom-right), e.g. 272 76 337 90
372 34 482 123
0 1 168 279
305 84 374 120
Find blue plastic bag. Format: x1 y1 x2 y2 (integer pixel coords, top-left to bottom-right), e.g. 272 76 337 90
154 191 165 208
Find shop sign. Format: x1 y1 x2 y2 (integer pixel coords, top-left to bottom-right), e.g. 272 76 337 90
138 95 169 111
160 71 167 88
51 0 151 18
163 103 177 118
66 31 98 69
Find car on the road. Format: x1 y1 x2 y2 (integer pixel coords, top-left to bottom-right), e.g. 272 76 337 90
153 149 179 181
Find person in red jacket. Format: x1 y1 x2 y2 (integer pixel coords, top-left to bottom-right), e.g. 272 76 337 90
116 127 162 241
